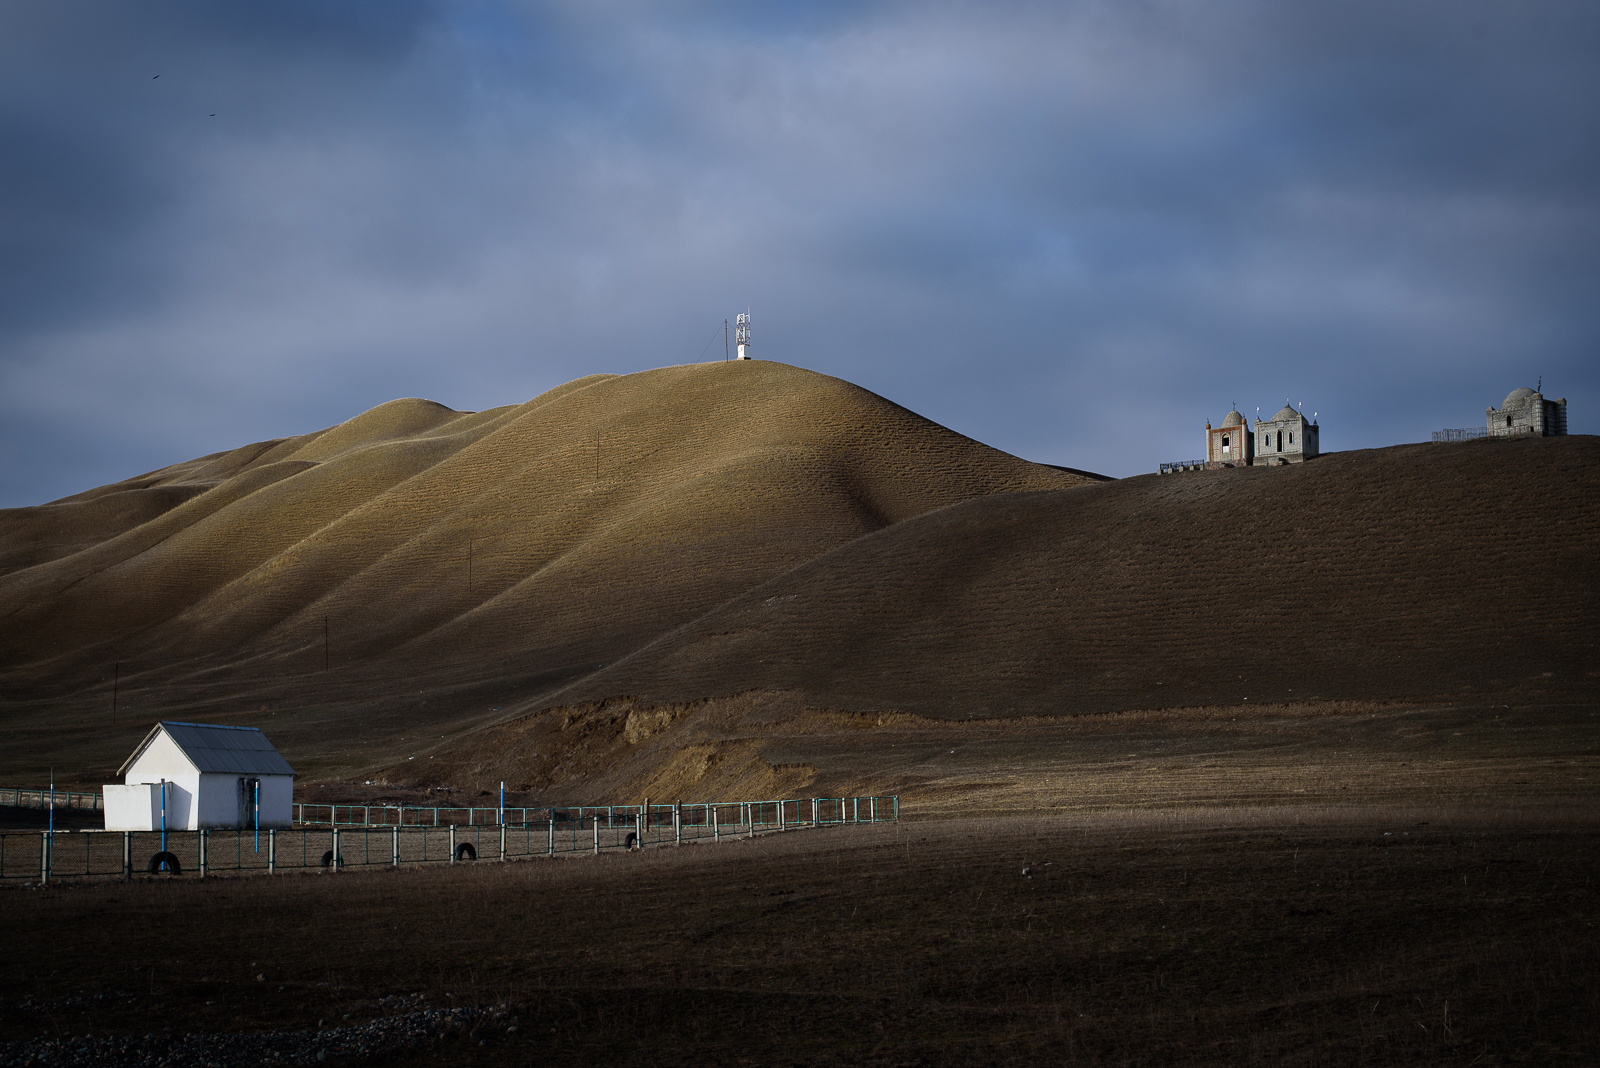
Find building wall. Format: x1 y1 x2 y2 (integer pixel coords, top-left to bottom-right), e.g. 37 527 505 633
1206 425 1251 466
103 783 160 831
196 772 294 829
105 775 198 829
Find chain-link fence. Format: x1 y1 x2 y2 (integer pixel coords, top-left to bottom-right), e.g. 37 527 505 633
1 796 898 882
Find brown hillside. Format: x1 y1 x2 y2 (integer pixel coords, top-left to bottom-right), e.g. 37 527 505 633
0 361 1092 782
546 435 1600 717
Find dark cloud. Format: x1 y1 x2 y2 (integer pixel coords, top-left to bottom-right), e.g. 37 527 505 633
2 0 1596 505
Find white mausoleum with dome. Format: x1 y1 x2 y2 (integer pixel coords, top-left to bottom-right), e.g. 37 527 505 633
1253 403 1319 465
1487 386 1566 437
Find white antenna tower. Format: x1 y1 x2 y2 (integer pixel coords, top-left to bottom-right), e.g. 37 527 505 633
735 311 751 360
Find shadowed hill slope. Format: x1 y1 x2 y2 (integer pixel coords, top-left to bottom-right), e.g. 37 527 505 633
0 361 1094 779
543 435 1600 718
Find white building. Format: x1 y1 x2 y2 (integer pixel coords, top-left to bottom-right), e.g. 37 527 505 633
1253 404 1319 465
103 721 295 831
1487 386 1567 437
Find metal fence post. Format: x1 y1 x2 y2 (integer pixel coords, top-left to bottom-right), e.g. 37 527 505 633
122 831 132 877
893 796 899 820
449 825 457 864
40 831 50 884
393 825 401 868
592 816 600 856
198 829 208 878
269 829 277 874
331 827 340 872
500 823 507 863
674 801 682 846
547 813 555 856
713 806 720 842
778 801 785 833
870 797 877 822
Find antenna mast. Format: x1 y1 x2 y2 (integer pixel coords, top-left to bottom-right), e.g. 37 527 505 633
735 312 751 360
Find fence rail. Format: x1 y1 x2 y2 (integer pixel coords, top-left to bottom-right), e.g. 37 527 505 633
2 796 898 882
0 787 103 811
1432 427 1488 443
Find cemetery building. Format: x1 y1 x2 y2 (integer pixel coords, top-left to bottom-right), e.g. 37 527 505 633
1487 386 1567 437
1205 409 1253 468
1253 404 1319 465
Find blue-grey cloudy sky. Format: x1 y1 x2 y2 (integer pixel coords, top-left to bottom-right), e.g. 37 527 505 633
2 0 1596 505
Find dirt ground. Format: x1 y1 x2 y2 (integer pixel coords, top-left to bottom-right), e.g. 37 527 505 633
4 807 1596 1066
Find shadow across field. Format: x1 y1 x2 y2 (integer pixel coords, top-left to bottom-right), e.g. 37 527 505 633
3 808 1596 1066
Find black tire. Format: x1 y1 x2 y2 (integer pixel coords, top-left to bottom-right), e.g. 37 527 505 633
623 832 638 850
320 850 344 868
148 851 181 875
455 842 477 862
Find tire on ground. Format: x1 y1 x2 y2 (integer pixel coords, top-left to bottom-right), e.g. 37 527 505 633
320 850 344 868
148 851 181 875
455 842 477 862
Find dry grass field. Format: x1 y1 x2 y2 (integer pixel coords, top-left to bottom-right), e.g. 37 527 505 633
3 811 1596 1066
0 362 1093 788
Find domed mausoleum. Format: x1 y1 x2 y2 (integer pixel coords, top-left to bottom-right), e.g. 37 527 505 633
1487 386 1566 437
1253 403 1319 465
1205 409 1253 467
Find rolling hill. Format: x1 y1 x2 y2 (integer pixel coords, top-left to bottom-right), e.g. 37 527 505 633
549 434 1600 717
0 361 1096 783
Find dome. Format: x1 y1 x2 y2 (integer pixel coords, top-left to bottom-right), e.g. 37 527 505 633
1502 387 1537 408
1222 410 1245 427
1271 404 1299 422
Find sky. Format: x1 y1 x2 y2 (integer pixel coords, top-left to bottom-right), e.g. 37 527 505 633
2 0 1596 506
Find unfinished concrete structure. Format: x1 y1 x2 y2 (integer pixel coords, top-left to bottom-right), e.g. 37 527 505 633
1253 404 1319 465
1488 386 1567 437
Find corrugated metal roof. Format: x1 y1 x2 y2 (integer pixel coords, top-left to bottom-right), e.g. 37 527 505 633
116 721 295 777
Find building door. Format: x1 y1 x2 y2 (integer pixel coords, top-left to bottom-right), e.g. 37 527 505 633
238 777 261 829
